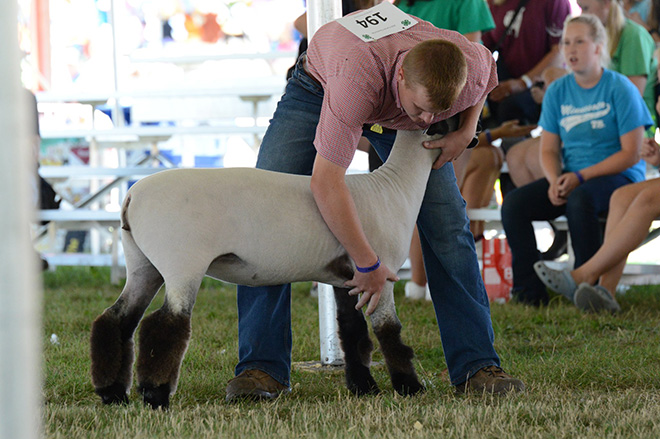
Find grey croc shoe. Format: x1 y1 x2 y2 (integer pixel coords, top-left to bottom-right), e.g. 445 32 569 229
533 261 578 302
574 283 621 313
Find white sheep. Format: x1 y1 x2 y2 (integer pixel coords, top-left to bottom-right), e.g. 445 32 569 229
90 120 458 409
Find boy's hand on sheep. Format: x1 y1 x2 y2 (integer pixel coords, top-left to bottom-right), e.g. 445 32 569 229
423 129 472 170
346 265 399 315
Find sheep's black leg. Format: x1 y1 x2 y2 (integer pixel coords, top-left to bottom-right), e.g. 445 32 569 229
372 319 424 396
369 283 424 396
91 305 139 405
136 303 193 410
333 286 380 396
136 273 203 410
90 257 163 405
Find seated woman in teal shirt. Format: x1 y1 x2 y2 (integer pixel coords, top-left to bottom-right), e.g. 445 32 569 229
501 14 653 306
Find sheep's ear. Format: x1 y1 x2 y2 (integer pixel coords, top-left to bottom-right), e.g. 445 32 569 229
424 113 460 136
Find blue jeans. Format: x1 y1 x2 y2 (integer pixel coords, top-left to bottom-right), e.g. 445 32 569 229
501 175 632 298
235 56 500 386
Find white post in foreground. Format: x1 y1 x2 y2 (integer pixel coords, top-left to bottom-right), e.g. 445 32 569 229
0 1 43 437
307 0 345 366
307 0 342 38
317 283 344 365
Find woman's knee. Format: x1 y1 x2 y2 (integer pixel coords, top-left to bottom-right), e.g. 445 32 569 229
631 186 660 212
566 186 593 207
504 143 525 169
522 140 541 169
501 187 529 226
471 146 503 171
608 185 632 211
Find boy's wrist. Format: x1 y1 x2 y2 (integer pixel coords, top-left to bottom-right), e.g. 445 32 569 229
355 256 381 273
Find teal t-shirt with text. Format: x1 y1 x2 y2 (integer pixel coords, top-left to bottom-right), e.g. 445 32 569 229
539 69 652 183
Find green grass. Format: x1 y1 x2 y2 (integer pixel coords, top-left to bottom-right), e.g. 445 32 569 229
42 267 660 438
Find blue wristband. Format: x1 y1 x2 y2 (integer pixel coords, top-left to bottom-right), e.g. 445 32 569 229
574 171 585 184
356 257 380 273
485 129 492 144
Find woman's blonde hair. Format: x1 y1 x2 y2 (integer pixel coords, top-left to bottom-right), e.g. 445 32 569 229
401 40 468 112
564 14 611 68
600 0 626 56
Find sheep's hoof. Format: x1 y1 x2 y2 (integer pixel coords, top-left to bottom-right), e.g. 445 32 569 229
139 384 170 410
391 373 425 396
346 367 380 396
96 383 130 405
348 381 380 397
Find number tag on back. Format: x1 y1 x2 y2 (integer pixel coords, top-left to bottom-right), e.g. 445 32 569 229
337 2 417 43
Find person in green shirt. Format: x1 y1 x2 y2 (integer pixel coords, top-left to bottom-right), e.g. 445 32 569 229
395 0 495 42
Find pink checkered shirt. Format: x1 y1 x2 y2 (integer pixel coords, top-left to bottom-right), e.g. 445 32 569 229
306 15 498 168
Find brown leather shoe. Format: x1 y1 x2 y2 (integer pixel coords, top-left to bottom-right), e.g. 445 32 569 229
455 366 525 395
225 369 291 402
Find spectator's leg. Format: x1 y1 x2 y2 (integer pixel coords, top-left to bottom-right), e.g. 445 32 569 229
505 137 543 188
501 178 564 305
564 175 630 269
596 181 660 292
459 144 503 237
408 226 427 287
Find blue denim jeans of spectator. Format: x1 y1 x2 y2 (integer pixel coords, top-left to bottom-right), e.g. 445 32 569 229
235 55 500 387
501 174 632 299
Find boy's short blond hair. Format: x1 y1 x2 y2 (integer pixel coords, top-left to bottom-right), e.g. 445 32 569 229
401 40 468 112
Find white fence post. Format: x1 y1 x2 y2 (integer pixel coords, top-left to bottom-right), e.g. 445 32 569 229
0 1 43 437
317 283 344 365
307 0 345 366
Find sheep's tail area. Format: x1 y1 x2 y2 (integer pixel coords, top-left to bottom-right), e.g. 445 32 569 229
119 193 162 284
121 194 132 232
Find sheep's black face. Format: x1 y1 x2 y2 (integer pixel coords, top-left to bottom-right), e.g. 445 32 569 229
424 113 459 136
425 113 479 148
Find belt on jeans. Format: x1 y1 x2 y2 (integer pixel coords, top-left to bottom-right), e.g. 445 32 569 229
301 54 323 88
365 124 397 135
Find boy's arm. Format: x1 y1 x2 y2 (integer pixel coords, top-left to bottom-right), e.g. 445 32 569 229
423 95 487 169
310 154 399 315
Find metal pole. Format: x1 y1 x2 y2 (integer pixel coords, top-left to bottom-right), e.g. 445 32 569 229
0 0 43 437
307 0 344 366
307 0 342 37
109 0 123 127
317 283 344 365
